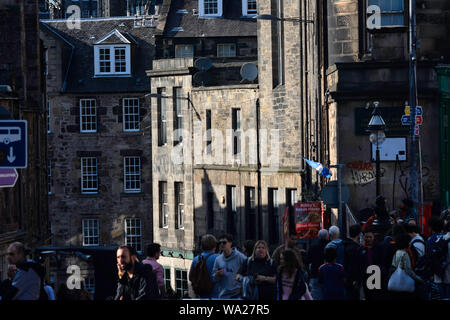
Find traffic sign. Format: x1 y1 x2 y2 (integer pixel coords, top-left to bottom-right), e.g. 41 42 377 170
320 180 350 208
0 120 27 168
0 168 18 188
404 106 422 116
415 125 420 136
401 115 423 126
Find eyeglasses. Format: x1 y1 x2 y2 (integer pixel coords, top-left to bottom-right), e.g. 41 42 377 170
219 241 228 245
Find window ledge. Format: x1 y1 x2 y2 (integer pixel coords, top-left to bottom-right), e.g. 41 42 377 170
93 74 132 78
367 26 407 34
120 192 144 197
79 193 99 197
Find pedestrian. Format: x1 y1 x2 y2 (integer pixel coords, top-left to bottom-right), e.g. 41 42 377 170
342 224 362 300
242 240 256 258
358 227 385 300
142 243 166 297
276 249 311 300
438 221 450 299
406 223 425 259
212 234 247 299
272 231 304 270
43 282 56 300
1 242 42 300
189 234 220 298
318 247 346 300
425 216 445 299
115 245 160 300
325 226 344 264
388 233 423 300
238 240 277 300
305 228 328 300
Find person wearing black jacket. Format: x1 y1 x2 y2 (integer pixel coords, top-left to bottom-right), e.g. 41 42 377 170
342 224 362 300
114 245 160 300
305 229 329 300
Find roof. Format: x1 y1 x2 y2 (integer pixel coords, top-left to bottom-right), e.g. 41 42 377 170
41 17 160 93
162 0 257 38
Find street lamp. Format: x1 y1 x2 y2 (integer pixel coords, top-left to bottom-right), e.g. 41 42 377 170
368 102 386 198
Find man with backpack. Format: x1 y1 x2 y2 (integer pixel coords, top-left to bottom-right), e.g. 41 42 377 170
189 234 220 299
325 226 345 265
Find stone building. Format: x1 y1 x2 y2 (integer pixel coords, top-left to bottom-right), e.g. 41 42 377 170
0 0 49 280
147 0 259 297
324 0 450 221
40 15 159 291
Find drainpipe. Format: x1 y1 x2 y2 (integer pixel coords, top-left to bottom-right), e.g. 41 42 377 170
256 98 262 239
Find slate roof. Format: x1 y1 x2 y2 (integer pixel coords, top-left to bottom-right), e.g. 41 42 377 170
41 17 160 93
162 0 257 38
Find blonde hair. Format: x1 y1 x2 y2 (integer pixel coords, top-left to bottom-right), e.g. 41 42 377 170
250 240 270 261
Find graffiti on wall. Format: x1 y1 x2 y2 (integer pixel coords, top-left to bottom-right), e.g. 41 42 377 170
346 160 385 186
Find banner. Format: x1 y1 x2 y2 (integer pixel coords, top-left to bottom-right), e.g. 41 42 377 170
295 202 323 239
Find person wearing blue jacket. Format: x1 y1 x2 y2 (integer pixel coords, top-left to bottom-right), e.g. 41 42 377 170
212 234 247 299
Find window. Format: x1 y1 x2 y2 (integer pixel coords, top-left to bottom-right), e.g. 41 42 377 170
175 269 188 298
368 0 405 27
268 188 279 245
94 45 131 76
243 0 257 16
217 44 236 57
286 188 298 207
207 192 214 229
84 277 95 296
80 99 97 133
232 108 241 156
199 0 222 16
123 98 140 132
159 181 169 228
164 267 171 291
82 219 99 246
173 87 183 145
175 44 194 58
48 160 53 195
125 218 142 253
81 157 98 193
245 187 256 240
272 0 284 87
124 157 141 193
157 88 167 146
206 109 212 154
175 182 184 229
226 185 236 235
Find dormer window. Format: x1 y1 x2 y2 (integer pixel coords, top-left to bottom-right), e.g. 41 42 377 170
94 29 132 77
199 0 222 17
243 0 257 16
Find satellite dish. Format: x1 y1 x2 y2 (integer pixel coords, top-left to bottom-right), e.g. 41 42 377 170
240 63 258 82
194 57 212 71
193 71 211 86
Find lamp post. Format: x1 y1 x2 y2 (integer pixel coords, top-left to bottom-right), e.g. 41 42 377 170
368 102 386 198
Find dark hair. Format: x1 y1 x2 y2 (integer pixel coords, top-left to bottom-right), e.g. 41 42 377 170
147 243 161 257
443 221 450 233
280 249 299 277
405 223 419 234
392 223 407 237
219 233 233 244
349 224 362 238
363 226 375 235
428 216 444 233
324 247 337 263
201 234 218 251
118 245 136 256
243 240 256 257
394 233 411 250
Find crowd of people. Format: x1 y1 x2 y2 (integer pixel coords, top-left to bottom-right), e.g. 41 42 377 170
1 212 449 301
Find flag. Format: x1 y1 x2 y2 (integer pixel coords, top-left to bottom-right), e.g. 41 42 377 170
303 158 332 179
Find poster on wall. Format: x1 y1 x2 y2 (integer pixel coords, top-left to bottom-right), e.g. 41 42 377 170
295 202 323 239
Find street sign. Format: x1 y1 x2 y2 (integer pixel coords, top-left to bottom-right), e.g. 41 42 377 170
320 180 350 208
0 168 18 188
401 115 423 126
0 120 27 168
404 106 422 116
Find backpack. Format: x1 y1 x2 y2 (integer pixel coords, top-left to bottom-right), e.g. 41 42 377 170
336 241 346 266
409 238 426 275
191 253 215 296
430 236 450 279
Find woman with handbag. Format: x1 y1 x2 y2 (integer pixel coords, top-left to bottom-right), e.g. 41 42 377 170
388 233 424 300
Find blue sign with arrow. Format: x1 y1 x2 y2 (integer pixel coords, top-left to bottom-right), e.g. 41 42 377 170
0 120 27 168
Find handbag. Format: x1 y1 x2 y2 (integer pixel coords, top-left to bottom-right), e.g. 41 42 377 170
388 252 415 293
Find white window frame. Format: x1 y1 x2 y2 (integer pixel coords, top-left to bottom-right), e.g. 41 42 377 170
160 181 169 228
175 182 184 229
122 98 140 132
173 87 183 144
175 44 194 58
81 157 98 194
367 0 405 27
242 0 257 16
199 0 222 17
94 45 131 76
217 43 236 57
82 219 100 246
175 268 188 298
125 218 142 254
124 156 141 193
80 99 97 133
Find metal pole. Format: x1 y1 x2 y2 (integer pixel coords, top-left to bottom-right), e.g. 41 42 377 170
419 136 424 232
409 0 419 221
338 165 342 232
376 144 381 197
